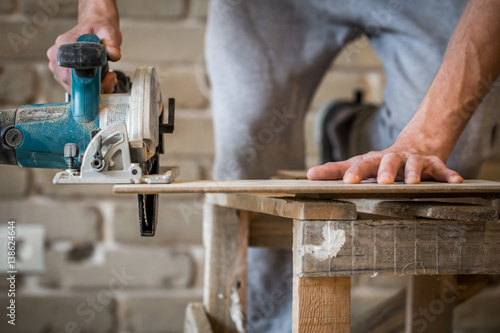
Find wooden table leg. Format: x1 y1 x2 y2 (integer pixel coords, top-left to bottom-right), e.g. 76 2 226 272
292 219 351 332
292 276 351 333
203 204 249 332
406 275 455 333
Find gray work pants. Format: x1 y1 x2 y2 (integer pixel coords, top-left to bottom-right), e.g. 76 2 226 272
206 1 500 331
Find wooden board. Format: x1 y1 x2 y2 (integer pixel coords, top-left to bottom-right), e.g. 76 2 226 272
351 199 498 222
114 179 500 198
292 220 351 333
274 170 308 179
203 205 248 332
248 213 293 249
292 276 351 333
206 193 357 220
184 303 213 333
294 217 500 277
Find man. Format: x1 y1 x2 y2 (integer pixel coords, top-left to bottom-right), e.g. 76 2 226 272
48 0 500 331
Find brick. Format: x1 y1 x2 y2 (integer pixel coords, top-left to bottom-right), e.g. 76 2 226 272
454 284 500 331
188 246 205 288
159 155 203 180
35 63 67 103
305 154 320 170
0 292 116 332
0 64 37 105
304 111 318 158
120 288 203 333
190 0 210 19
118 0 186 19
334 36 383 69
114 195 203 245
120 21 205 63
310 71 363 110
0 19 76 60
33 168 115 197
0 0 15 13
162 110 214 156
157 67 209 109
21 0 78 18
311 70 384 110
0 200 101 242
361 71 385 105
41 246 195 289
0 165 28 197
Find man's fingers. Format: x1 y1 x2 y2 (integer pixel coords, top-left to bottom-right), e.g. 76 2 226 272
424 157 464 183
343 156 381 184
103 43 121 62
47 44 57 63
101 72 117 93
307 161 351 180
377 153 404 184
97 27 122 62
404 155 424 184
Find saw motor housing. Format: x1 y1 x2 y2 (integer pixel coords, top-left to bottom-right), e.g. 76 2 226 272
0 34 176 236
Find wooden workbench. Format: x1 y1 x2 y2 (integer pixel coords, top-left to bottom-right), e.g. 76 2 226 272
114 179 500 333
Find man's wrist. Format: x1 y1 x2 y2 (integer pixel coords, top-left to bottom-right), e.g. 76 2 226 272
78 0 119 23
395 108 457 162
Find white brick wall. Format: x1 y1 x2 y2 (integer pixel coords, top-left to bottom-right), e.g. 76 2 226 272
0 1 499 332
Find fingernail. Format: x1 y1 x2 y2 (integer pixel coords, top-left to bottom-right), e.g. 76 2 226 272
405 174 420 184
378 173 394 184
450 175 463 183
344 173 358 183
379 173 394 180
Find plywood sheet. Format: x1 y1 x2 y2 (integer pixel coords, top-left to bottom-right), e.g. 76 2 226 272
114 179 500 198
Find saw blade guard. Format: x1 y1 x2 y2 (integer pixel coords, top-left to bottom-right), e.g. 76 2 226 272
128 66 162 163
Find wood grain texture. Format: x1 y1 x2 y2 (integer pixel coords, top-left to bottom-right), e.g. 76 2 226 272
294 218 500 277
206 193 356 220
351 199 498 222
292 276 351 333
274 170 308 179
114 179 500 198
248 213 292 249
203 205 248 333
292 219 351 333
184 303 213 333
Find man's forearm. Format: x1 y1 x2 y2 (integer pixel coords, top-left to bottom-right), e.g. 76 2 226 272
78 0 119 23
398 0 500 161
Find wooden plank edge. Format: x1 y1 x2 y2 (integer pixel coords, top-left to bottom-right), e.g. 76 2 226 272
184 303 213 333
